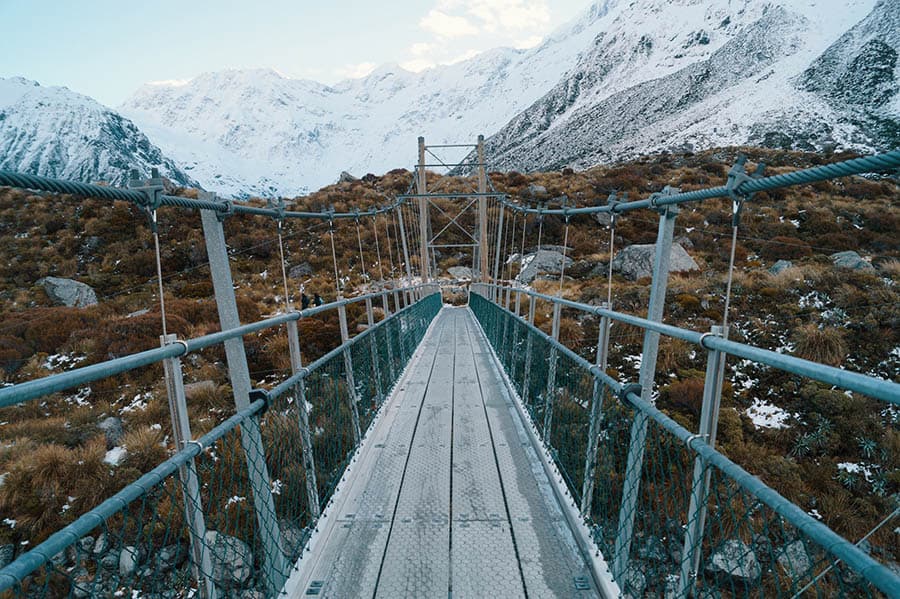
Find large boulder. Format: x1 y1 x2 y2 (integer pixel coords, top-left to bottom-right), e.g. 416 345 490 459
769 259 793 274
37 277 97 308
705 539 761 584
204 531 253 588
447 266 473 281
516 250 573 284
611 243 698 281
338 171 357 183
830 250 875 272
777 540 813 577
526 183 548 197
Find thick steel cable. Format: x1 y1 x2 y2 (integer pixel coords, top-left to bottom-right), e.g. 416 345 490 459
519 208 528 283
355 218 369 284
391 205 404 280
384 212 397 281
505 208 517 283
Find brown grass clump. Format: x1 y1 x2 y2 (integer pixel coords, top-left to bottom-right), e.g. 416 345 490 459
121 427 168 473
792 324 847 366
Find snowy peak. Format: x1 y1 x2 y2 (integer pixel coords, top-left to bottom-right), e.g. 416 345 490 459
0 77 193 187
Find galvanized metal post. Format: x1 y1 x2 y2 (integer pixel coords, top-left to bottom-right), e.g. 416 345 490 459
612 202 679 581
417 137 430 283
580 306 611 517
160 334 217 599
199 199 288 593
285 319 320 519
677 325 727 598
337 301 362 445
522 294 537 406
542 301 562 438
477 135 489 282
365 297 384 404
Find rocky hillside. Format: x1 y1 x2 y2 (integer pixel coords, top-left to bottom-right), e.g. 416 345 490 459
0 77 194 188
0 148 897 571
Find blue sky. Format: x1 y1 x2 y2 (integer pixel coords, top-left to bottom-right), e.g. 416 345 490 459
0 0 589 107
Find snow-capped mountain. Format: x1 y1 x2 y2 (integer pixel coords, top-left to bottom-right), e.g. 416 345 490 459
477 0 896 172
0 77 194 188
118 1 619 197
4 1 896 198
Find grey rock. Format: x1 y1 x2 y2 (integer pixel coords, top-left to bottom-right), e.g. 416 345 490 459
674 234 694 249
594 211 612 227
126 308 149 318
119 545 142 577
99 551 119 571
288 262 314 279
52 546 76 567
37 276 98 308
155 544 187 572
97 417 123 449
777 540 812 576
516 250 574 284
706 539 761 583
611 243 699 281
0 544 13 568
526 183 548 197
447 266 473 280
92 532 110 556
184 380 216 401
280 520 307 556
769 259 793 274
638 535 668 563
830 250 875 272
338 171 358 183
240 590 266 599
204 530 253 587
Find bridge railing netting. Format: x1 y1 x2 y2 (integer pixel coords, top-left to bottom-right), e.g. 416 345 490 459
470 291 900 599
0 291 442 598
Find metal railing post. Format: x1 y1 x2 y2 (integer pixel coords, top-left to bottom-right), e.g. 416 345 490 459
199 199 288 593
365 297 384 404
612 201 679 581
285 319 320 519
337 301 362 445
542 301 562 438
522 294 537 406
581 305 611 517
677 325 727 597
160 334 217 599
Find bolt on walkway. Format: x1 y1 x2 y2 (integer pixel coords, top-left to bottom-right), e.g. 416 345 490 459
284 307 601 598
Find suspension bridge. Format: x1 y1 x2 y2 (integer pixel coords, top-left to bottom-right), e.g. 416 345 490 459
0 140 898 599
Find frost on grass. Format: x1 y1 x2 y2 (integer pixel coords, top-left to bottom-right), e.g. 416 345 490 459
745 398 794 430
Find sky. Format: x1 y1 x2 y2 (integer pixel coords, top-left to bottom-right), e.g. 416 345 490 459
0 0 589 107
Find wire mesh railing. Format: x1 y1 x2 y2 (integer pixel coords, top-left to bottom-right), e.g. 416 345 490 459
469 290 900 598
0 290 442 598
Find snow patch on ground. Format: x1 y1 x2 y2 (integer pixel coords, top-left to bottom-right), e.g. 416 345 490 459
104 446 127 466
837 461 874 482
745 398 794 429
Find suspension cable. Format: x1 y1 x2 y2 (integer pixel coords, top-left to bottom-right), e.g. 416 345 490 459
328 217 341 297
384 211 397 281
606 210 617 309
372 215 385 286
505 207 517 283
355 217 368 286
276 220 292 310
518 206 528 283
150 209 168 338
558 215 570 297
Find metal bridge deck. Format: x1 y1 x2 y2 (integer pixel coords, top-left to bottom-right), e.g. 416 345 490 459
285 307 600 598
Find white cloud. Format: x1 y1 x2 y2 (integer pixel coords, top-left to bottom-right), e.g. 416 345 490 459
335 61 378 80
420 9 479 38
401 0 554 74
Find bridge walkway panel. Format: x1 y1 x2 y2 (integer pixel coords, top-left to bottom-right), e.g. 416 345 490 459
284 307 599 598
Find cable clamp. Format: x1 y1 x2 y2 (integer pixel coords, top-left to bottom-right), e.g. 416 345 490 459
686 432 708 450
266 197 286 221
169 339 189 356
725 155 765 227
185 439 205 453
249 388 272 415
618 382 642 404
648 186 680 214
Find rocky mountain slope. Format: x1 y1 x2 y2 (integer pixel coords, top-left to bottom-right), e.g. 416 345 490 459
0 77 194 188
478 0 896 172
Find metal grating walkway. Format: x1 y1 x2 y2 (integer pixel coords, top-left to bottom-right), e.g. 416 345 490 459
285 307 600 598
